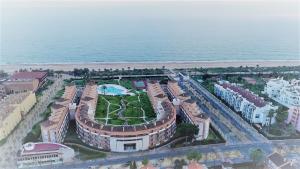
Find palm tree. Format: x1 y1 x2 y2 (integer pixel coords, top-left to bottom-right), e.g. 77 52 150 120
142 157 149 166
129 161 137 169
250 148 264 167
101 85 107 95
267 110 276 132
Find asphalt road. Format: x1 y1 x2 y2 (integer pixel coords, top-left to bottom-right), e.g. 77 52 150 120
38 139 300 169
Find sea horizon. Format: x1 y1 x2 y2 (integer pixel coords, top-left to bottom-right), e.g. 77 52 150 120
1 59 300 66
1 1 299 65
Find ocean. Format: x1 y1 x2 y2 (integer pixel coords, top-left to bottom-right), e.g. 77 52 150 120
1 1 299 65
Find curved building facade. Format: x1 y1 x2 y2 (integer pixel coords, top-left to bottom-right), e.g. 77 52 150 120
75 82 176 152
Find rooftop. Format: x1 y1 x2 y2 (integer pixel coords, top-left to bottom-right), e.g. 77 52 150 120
268 152 286 167
19 142 71 155
220 82 266 107
11 71 47 80
0 92 32 121
140 163 157 169
188 161 205 169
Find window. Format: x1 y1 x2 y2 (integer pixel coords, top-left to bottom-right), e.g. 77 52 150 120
255 114 260 118
124 143 136 151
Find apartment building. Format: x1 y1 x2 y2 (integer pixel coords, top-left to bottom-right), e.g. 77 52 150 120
0 92 36 141
167 81 210 140
40 85 76 143
264 78 300 107
3 71 48 94
286 106 300 132
214 81 276 126
17 142 74 168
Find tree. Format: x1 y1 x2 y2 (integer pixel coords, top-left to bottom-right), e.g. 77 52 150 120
142 158 149 166
187 151 202 161
267 109 276 131
250 148 264 167
175 123 199 138
174 159 187 169
101 85 107 95
130 161 137 169
276 111 288 123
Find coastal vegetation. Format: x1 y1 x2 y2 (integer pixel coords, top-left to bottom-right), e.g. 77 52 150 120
177 65 300 74
73 67 165 78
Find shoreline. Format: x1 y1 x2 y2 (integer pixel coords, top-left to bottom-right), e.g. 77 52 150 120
1 60 299 72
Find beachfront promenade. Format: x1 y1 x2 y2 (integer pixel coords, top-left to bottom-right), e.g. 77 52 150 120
2 60 300 73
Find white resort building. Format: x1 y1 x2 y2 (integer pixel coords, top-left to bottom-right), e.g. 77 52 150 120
214 81 277 126
286 106 300 132
264 78 300 108
17 142 75 168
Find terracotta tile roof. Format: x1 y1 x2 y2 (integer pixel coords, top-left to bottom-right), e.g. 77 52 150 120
220 83 266 107
22 142 66 154
188 161 205 169
140 163 156 169
51 103 65 110
11 72 47 80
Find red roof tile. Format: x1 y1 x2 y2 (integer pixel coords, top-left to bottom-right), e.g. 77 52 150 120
22 143 66 154
11 72 47 80
220 83 266 107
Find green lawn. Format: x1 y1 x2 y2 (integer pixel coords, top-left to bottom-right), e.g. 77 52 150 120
95 96 108 118
23 122 42 143
97 79 118 85
73 79 85 86
54 88 65 99
140 93 156 118
124 95 139 103
94 90 155 125
127 118 145 125
40 106 52 120
119 80 133 90
108 119 126 125
124 107 143 117
110 104 120 112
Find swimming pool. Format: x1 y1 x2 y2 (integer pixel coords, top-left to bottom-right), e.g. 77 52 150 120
133 80 146 89
97 84 132 96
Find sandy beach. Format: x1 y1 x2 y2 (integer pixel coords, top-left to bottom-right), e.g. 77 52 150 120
1 60 299 72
